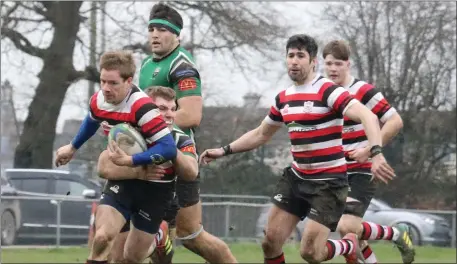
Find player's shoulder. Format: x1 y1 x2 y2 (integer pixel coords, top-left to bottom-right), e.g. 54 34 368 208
172 126 194 145
140 55 154 68
168 48 200 81
177 46 196 62
169 47 198 70
172 124 186 135
349 78 375 94
126 85 155 105
312 75 339 89
352 78 373 87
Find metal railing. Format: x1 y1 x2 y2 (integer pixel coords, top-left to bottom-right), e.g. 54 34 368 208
1 194 455 248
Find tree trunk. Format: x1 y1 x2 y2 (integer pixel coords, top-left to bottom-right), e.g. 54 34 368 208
14 2 83 168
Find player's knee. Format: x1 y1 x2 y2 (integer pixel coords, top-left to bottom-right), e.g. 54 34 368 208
123 248 143 263
261 228 281 254
337 220 354 236
92 230 116 254
108 253 124 264
337 215 362 237
176 226 194 238
299 239 318 263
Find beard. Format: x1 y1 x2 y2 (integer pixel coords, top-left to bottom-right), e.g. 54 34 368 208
288 70 308 83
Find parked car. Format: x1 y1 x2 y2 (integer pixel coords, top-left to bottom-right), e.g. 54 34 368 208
1 175 22 245
4 168 102 244
256 198 452 247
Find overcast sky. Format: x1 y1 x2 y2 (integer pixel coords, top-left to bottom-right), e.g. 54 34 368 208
1 2 336 133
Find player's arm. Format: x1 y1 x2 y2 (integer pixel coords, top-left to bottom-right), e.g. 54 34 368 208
224 121 281 154
170 63 203 128
173 135 198 181
70 113 101 150
55 94 101 167
223 92 284 154
344 101 383 147
200 94 282 164
131 103 177 166
357 84 403 146
380 112 403 146
97 150 145 180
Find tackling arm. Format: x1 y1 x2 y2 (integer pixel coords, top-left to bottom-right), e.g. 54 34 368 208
98 150 145 180
174 151 198 181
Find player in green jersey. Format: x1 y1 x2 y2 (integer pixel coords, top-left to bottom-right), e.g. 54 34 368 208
138 4 237 264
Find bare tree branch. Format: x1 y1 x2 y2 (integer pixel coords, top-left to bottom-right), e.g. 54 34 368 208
1 27 47 58
69 66 100 83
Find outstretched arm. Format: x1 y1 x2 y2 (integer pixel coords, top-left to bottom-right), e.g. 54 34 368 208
199 121 281 164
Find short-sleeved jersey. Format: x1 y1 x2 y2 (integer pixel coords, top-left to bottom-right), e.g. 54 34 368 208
89 85 170 148
154 125 197 182
342 77 397 174
264 75 356 180
139 46 201 140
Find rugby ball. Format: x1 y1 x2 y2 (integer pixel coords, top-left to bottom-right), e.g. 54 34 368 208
108 123 147 155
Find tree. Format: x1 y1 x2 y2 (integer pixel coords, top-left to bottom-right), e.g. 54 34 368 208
1 2 99 168
1 1 289 168
322 1 456 207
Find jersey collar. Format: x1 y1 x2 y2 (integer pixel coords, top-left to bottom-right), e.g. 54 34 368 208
152 45 180 62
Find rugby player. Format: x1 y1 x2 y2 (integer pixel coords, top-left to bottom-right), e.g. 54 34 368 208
138 3 237 263
200 34 396 264
323 40 415 264
54 51 177 264
95 86 198 263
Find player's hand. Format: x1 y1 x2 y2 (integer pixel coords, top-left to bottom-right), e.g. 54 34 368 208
348 146 370 163
371 153 396 184
199 148 225 165
141 165 166 180
55 144 77 167
108 140 133 167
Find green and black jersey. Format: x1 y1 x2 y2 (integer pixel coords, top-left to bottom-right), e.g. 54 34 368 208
139 46 202 140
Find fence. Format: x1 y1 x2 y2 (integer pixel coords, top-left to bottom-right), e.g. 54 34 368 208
1 194 455 249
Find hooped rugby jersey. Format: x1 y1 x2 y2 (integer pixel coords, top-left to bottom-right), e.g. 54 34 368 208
264 75 356 180
342 77 397 174
89 85 170 149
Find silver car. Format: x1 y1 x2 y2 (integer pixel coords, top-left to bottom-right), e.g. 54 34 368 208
1 175 22 245
256 198 452 247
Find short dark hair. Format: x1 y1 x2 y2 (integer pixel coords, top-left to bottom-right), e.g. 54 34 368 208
286 34 318 59
149 3 183 30
322 40 351 61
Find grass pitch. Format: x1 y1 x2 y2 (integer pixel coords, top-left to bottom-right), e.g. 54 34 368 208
1 242 456 263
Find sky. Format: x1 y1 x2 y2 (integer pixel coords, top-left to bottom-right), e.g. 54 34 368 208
1 2 333 133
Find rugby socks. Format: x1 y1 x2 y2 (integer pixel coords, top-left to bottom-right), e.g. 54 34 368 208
361 221 400 241
85 260 107 264
264 252 285 264
325 239 354 260
362 244 378 264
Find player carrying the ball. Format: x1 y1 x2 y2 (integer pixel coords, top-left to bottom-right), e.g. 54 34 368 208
54 51 178 264
96 86 200 263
